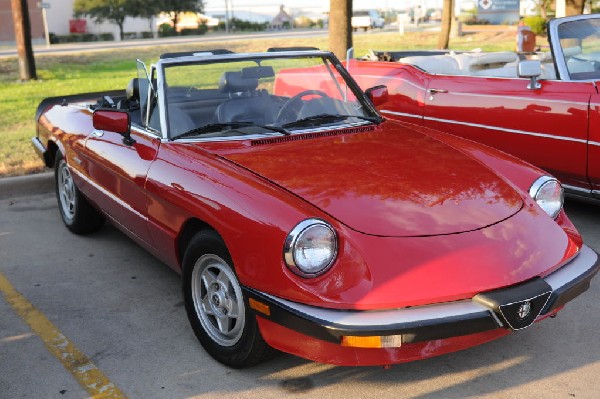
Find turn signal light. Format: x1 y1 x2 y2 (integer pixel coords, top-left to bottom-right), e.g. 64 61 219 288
341 335 402 348
248 298 271 316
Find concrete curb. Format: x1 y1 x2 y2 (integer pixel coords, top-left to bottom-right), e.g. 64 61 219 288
0 172 54 200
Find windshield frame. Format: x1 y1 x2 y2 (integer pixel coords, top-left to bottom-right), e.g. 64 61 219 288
153 50 382 141
549 14 600 82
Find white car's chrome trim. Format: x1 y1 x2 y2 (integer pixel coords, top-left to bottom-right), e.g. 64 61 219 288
380 110 422 120
381 109 588 144
562 184 592 195
440 91 591 107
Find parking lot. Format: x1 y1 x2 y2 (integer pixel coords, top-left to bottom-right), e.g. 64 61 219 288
1 176 599 398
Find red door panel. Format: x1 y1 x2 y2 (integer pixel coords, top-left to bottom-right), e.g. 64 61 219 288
420 75 593 189
82 128 160 246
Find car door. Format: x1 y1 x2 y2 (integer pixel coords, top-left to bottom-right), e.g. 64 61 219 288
83 126 160 247
586 93 600 194
420 74 594 190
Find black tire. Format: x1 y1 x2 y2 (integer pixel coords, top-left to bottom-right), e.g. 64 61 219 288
54 151 105 234
182 230 275 368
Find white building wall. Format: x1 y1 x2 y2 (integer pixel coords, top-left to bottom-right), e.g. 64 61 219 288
45 0 154 37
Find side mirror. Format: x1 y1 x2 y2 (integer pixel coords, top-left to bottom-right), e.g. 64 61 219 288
365 85 389 107
92 108 135 145
518 60 542 90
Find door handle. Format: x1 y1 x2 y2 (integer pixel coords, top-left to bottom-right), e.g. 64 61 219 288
428 88 448 100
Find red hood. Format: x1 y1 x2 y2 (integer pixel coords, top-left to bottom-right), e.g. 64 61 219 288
213 123 524 236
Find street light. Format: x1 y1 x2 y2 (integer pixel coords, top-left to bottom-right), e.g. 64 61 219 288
37 1 50 48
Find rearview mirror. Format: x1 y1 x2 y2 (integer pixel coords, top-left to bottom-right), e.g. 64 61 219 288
93 109 134 145
518 60 542 90
365 85 389 106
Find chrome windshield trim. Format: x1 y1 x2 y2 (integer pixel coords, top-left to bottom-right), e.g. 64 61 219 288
171 121 371 143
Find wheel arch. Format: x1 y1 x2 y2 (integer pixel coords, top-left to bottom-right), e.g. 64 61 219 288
177 218 223 270
45 140 59 168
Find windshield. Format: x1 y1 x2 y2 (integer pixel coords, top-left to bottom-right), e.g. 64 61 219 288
557 17 600 80
161 54 380 139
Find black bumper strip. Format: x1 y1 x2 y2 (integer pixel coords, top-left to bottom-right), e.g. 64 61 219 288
243 287 500 344
244 245 599 344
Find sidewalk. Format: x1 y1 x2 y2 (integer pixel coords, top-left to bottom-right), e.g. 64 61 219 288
0 172 53 200
0 29 328 58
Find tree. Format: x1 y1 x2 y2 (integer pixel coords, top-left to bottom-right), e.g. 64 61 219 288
437 0 453 49
11 0 36 80
159 0 203 32
532 0 553 19
566 0 585 15
329 0 352 60
74 0 132 40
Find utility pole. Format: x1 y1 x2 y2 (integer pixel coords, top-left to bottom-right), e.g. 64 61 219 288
11 0 37 80
329 0 353 60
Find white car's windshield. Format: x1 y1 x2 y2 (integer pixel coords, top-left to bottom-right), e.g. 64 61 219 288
558 17 600 80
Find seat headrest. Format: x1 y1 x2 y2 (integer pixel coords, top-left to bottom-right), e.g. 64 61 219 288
219 71 258 93
126 78 139 100
468 51 518 66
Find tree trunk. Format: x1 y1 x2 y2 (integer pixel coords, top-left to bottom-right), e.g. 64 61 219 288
438 0 453 49
11 0 37 80
566 0 585 15
329 0 352 60
118 20 124 41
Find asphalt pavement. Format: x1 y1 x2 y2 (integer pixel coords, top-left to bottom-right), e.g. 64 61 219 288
0 174 599 398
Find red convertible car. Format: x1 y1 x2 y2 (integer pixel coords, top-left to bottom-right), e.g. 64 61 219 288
32 48 599 368
350 14 600 202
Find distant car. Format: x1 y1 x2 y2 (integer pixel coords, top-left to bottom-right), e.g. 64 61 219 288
350 14 600 203
32 47 599 368
352 10 385 31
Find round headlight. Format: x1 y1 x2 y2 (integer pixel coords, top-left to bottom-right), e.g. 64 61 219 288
284 219 338 277
529 176 563 219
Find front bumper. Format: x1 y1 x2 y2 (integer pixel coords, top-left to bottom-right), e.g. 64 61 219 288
244 245 599 346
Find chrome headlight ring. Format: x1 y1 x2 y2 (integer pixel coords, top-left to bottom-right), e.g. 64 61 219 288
283 218 338 278
529 176 564 219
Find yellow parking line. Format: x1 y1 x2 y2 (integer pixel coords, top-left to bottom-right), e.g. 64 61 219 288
0 272 126 398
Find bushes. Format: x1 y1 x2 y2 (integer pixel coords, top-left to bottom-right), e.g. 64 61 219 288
158 23 176 37
218 18 268 32
523 16 547 35
49 33 114 43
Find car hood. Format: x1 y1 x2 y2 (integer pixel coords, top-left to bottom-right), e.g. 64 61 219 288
215 123 524 237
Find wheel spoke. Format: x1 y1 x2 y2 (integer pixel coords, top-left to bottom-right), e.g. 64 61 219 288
201 268 217 289
216 269 231 286
201 295 214 315
216 313 233 334
227 297 239 318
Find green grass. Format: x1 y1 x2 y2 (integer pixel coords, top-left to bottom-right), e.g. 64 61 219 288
0 29 532 176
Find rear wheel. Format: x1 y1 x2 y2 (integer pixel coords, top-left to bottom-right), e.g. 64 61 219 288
55 151 104 234
182 230 274 368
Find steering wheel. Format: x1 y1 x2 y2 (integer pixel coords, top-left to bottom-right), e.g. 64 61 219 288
275 90 329 124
